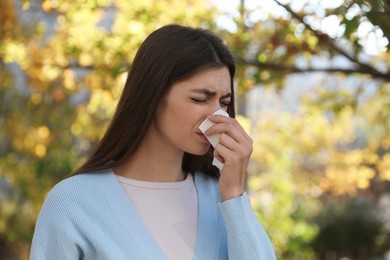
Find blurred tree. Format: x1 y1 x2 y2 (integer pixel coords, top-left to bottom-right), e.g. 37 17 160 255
312 198 390 259
248 85 390 258
0 0 217 257
217 0 390 258
231 0 390 86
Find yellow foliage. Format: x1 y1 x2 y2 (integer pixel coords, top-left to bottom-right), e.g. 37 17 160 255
86 73 103 90
63 69 76 90
236 114 251 134
87 89 117 115
2 40 27 66
9 124 51 159
54 53 68 67
285 33 295 43
249 101 385 198
306 35 318 50
321 166 375 196
0 0 18 37
378 153 390 181
258 53 267 62
71 122 82 136
127 21 145 35
248 174 264 191
34 144 47 158
30 93 42 105
41 0 52 12
79 52 94 67
41 64 61 81
37 126 50 139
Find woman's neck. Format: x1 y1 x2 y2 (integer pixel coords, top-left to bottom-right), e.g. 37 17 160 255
113 124 186 182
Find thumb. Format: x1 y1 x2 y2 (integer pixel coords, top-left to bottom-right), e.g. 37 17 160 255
213 149 225 164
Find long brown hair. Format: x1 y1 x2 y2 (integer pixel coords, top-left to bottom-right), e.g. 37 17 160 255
73 24 236 177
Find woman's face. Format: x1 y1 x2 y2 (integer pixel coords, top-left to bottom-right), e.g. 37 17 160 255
153 66 232 156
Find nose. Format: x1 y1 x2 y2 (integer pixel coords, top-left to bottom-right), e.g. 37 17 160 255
208 102 226 115
199 103 227 127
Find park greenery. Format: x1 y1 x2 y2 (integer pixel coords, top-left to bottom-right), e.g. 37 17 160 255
1 0 389 258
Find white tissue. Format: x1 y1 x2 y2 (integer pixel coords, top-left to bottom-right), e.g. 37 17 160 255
198 109 229 170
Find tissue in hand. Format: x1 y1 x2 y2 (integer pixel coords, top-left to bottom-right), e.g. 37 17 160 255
198 109 229 170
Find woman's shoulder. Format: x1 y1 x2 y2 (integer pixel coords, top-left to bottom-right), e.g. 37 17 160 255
41 170 113 209
51 171 107 192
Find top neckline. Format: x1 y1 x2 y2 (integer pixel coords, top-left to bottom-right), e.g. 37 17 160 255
115 173 192 190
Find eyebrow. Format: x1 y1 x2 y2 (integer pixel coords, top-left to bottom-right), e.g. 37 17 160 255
191 89 232 98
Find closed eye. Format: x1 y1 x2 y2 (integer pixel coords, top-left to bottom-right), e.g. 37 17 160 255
220 98 231 106
220 101 231 107
191 98 207 103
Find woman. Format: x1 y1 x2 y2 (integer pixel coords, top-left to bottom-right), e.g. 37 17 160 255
30 24 276 259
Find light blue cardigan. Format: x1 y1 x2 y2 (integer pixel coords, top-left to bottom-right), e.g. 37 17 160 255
30 170 276 259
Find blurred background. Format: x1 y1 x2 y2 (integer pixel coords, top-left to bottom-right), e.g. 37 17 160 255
1 0 389 259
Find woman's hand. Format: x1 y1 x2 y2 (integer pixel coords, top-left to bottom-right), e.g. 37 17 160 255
205 114 253 201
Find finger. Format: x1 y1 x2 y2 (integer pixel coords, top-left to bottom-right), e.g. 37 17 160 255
207 116 252 144
206 122 252 145
218 133 237 152
213 149 224 163
214 143 249 171
214 143 234 164
217 137 253 163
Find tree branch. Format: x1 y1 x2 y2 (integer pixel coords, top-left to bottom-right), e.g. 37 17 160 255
273 0 388 81
238 58 390 81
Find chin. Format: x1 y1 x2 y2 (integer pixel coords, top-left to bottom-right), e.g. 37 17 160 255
184 145 210 156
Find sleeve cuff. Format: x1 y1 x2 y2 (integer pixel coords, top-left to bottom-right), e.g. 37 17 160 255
217 192 256 233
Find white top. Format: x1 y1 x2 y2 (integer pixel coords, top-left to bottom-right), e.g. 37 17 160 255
116 173 198 260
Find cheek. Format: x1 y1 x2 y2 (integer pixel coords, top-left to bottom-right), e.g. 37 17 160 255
157 95 209 137
170 105 201 131
157 101 193 133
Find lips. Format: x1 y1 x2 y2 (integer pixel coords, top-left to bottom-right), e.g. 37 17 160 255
196 132 209 143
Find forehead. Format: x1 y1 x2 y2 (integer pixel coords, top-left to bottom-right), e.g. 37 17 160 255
170 67 232 94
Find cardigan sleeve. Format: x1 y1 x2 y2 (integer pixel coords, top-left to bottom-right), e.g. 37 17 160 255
30 241 58 260
217 192 276 260
29 181 84 260
30 238 81 260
